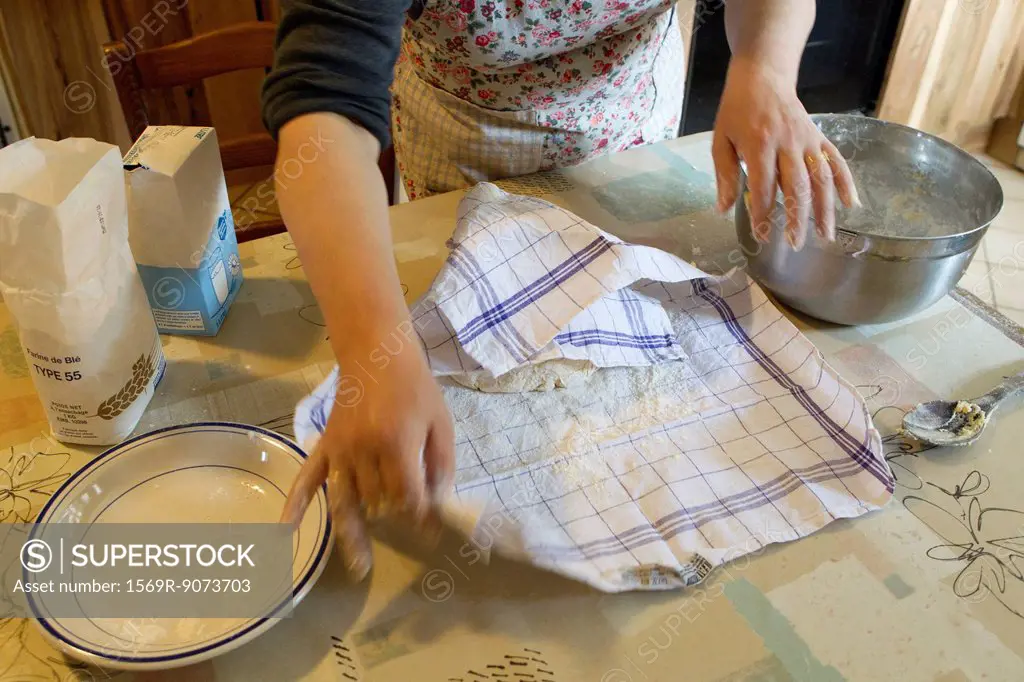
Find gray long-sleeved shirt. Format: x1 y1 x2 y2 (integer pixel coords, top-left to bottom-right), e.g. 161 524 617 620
261 0 417 149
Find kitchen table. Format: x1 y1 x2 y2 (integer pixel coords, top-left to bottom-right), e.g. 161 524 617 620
1 133 1023 682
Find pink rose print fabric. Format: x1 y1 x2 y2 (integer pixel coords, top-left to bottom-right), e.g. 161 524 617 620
392 0 685 199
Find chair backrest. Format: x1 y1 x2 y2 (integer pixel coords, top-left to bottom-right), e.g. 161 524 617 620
259 0 281 21
104 21 396 204
104 22 278 171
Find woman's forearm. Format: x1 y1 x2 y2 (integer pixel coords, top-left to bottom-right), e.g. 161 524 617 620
275 112 409 363
724 0 815 84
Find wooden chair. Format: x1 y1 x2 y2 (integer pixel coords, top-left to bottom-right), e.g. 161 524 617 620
259 0 280 21
104 21 397 242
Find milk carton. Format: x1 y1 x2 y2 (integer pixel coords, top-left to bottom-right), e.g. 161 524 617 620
124 126 242 335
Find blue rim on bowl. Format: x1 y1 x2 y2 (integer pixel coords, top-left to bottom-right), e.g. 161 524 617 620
27 421 332 669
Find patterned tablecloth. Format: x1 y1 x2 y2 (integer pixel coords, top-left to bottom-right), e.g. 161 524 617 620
1 133 1023 681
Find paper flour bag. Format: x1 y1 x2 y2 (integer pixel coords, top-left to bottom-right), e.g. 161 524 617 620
0 137 165 445
124 126 242 335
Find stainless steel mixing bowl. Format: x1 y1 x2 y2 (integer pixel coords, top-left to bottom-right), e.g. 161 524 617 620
735 114 1004 325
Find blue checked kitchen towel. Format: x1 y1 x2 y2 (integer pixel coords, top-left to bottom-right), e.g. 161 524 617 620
415 182 705 377
295 183 893 592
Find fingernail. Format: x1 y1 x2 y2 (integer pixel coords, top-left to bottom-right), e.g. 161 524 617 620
367 501 394 521
347 553 371 581
280 502 301 528
785 228 799 250
850 186 862 208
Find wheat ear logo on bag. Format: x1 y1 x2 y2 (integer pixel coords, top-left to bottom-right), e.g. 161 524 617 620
96 352 159 420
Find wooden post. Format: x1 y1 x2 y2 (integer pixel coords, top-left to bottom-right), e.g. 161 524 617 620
878 0 1024 151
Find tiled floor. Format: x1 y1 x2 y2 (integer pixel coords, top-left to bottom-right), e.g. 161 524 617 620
961 156 1024 327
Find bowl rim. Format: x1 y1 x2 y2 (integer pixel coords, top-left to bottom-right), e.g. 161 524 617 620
26 421 333 671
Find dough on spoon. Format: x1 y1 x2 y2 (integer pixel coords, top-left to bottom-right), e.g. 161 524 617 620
450 359 597 393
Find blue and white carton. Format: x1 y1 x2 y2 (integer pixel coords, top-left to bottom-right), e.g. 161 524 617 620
124 126 242 335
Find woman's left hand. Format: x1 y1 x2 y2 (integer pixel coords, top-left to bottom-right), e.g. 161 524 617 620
712 58 860 250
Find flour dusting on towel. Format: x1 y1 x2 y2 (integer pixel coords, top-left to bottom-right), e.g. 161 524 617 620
296 184 893 592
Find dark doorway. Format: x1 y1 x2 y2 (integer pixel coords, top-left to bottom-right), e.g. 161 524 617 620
681 0 907 135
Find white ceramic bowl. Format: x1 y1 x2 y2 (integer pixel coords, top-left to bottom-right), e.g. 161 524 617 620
28 422 332 671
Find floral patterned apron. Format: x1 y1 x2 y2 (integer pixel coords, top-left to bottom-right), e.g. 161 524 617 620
393 0 685 199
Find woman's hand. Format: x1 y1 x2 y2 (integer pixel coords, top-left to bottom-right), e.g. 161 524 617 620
273 113 456 581
712 58 859 250
282 331 455 580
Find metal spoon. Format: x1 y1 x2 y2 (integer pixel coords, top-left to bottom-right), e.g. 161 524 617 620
902 370 1024 447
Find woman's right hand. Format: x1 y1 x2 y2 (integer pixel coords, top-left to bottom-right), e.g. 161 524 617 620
281 324 455 580
273 113 455 580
